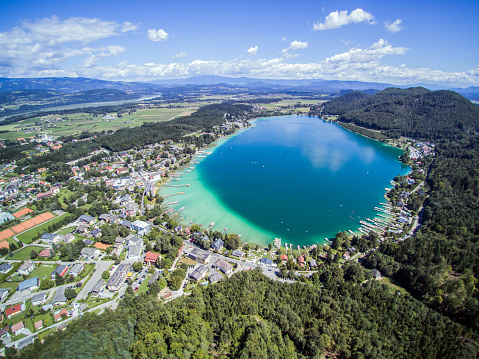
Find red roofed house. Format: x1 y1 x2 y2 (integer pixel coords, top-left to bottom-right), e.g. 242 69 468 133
38 248 52 258
5 304 23 319
297 255 306 268
280 254 288 262
11 321 24 336
144 251 160 265
34 320 43 330
54 308 68 321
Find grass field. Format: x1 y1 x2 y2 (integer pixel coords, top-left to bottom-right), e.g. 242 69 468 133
16 213 65 244
0 107 196 140
27 263 56 281
10 245 45 260
136 274 153 294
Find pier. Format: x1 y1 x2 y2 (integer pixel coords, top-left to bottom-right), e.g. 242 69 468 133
162 192 185 197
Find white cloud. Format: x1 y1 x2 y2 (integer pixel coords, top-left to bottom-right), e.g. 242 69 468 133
326 39 407 63
83 45 125 67
147 29 168 42
83 55 478 87
384 19 403 33
313 8 375 30
0 16 136 72
281 37 287 42
171 52 187 59
282 41 308 57
247 46 258 56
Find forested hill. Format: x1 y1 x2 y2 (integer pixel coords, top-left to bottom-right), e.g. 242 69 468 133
19 269 478 359
97 103 251 152
320 88 479 140
0 89 140 117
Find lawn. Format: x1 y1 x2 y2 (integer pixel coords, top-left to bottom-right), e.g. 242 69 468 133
16 213 66 243
10 245 45 260
28 263 56 281
136 274 152 295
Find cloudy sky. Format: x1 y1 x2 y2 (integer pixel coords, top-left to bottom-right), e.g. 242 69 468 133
1 0 478 86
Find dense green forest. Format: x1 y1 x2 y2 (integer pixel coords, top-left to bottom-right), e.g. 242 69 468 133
16 269 478 359
320 88 479 329
318 87 479 140
95 103 251 152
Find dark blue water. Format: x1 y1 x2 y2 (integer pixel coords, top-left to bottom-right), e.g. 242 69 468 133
198 116 409 245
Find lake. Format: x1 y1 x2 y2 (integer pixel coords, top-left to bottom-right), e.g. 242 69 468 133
160 115 409 246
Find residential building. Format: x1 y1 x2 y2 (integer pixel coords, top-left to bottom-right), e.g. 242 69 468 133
5 303 23 319
0 288 9 301
189 265 208 282
38 248 53 258
106 263 131 291
231 249 244 258
90 229 102 238
0 262 12 274
211 238 224 251
17 277 39 292
144 251 160 265
40 233 61 244
52 287 67 307
80 247 101 260
208 272 223 284
130 220 151 236
63 233 75 243
51 264 69 279
0 326 9 338
213 258 233 275
83 239 94 246
11 321 25 336
34 320 43 330
69 263 84 277
90 279 104 296
76 225 89 234
31 292 47 306
54 308 68 321
18 260 35 276
127 245 142 261
260 258 273 267
78 214 95 225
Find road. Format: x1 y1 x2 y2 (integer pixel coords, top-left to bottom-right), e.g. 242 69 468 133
74 261 113 302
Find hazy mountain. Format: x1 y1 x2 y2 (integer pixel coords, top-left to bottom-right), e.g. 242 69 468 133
0 77 163 93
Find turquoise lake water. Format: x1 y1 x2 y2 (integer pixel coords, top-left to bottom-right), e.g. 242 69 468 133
160 115 410 246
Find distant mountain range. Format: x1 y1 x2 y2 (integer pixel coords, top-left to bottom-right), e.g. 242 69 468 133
0 75 478 101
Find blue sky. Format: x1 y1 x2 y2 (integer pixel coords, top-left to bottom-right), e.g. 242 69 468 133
0 0 478 86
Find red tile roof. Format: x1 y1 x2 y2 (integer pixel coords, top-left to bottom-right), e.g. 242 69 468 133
144 251 160 263
5 304 22 317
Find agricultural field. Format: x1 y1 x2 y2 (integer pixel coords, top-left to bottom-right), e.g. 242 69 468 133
0 106 197 140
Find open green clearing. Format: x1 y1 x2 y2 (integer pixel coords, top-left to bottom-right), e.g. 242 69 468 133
10 245 45 260
27 263 56 281
0 107 196 140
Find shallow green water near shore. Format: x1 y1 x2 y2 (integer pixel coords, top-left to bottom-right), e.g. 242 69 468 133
160 116 409 246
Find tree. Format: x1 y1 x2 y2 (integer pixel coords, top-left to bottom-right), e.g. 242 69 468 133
64 288 77 300
55 272 65 286
30 250 38 259
224 233 242 250
40 279 54 290
102 271 110 280
133 262 143 272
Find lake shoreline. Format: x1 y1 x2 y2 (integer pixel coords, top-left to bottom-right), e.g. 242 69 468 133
160 115 409 247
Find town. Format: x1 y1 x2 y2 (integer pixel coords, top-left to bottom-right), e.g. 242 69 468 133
0 99 436 353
